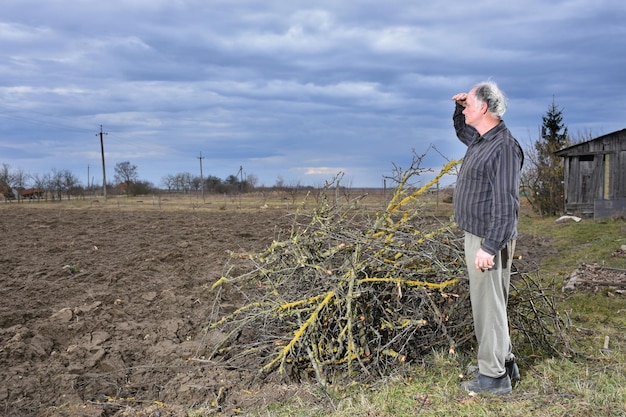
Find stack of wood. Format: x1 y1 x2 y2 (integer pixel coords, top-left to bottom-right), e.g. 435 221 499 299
201 157 572 385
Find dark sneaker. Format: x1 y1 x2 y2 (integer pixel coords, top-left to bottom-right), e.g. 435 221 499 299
467 360 520 383
505 359 520 382
461 373 512 395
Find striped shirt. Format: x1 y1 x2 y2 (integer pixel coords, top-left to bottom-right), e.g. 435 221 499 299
452 103 524 255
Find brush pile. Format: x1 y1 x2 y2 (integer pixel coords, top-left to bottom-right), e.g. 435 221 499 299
199 153 571 385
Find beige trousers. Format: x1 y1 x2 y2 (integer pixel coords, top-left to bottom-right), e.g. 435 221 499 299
464 232 515 378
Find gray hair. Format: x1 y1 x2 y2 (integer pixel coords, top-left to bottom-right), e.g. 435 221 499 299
472 81 507 118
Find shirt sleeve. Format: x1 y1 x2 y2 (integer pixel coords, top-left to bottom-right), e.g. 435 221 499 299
453 103 479 146
481 141 523 255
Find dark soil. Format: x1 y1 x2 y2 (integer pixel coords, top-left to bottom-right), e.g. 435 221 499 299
0 206 306 417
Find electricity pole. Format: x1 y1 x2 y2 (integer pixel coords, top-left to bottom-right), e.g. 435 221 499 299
237 165 244 192
96 125 108 201
198 152 205 201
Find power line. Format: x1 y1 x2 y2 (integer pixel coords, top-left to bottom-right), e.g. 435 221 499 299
0 111 95 135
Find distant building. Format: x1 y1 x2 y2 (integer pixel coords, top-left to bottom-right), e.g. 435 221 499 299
20 188 45 200
555 129 626 219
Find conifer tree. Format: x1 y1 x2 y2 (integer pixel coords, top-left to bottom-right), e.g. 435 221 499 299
523 98 570 216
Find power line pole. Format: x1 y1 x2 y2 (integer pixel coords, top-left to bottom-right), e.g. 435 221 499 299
96 125 108 201
198 152 205 201
238 165 244 192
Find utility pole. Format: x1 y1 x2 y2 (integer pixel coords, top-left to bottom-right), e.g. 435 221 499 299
239 165 244 192
198 152 205 201
96 125 108 201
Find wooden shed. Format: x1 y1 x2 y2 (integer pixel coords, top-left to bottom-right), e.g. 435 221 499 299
554 128 626 219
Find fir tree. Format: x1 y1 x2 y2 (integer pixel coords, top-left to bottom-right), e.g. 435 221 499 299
523 98 570 216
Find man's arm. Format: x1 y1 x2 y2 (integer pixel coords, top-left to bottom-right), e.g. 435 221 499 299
482 141 523 255
453 103 479 146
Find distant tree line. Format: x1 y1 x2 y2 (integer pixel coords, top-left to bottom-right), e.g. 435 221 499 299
0 160 297 202
160 172 258 194
0 164 85 202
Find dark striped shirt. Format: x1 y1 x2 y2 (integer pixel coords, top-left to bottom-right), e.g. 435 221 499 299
452 103 524 255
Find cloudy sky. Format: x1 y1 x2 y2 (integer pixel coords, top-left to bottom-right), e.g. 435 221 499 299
1 0 625 189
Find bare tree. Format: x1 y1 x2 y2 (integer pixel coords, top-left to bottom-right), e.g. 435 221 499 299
31 173 49 201
12 168 29 202
50 169 64 200
204 175 224 193
246 173 258 189
175 172 193 193
285 180 303 206
114 161 139 196
161 174 176 192
0 163 16 201
190 176 202 192
274 176 285 190
62 170 80 200
339 175 354 205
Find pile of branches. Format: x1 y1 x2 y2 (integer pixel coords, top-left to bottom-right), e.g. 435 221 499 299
199 152 571 385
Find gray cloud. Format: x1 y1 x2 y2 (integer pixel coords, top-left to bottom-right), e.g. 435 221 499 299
1 0 625 188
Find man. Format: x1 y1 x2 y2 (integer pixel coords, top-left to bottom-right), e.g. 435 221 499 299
451 81 524 395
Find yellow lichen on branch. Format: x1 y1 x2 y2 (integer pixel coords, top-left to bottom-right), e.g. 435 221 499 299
211 276 229 290
358 276 458 290
209 301 270 328
275 293 329 311
385 159 461 214
263 290 336 374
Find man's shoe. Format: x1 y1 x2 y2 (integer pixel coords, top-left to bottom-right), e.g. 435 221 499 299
505 359 520 382
466 360 520 383
461 373 512 395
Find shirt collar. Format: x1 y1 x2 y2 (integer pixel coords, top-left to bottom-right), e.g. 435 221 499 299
480 120 506 141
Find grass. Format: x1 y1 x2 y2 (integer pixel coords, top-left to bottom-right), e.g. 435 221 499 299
244 207 626 417
518 212 626 274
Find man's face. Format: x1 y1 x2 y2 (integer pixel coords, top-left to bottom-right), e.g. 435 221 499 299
462 89 485 127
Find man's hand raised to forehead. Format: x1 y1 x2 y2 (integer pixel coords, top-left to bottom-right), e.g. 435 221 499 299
452 93 468 106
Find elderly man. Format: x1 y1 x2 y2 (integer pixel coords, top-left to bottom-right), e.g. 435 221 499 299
452 81 524 395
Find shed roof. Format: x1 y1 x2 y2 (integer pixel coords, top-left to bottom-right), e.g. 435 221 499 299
554 128 626 157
